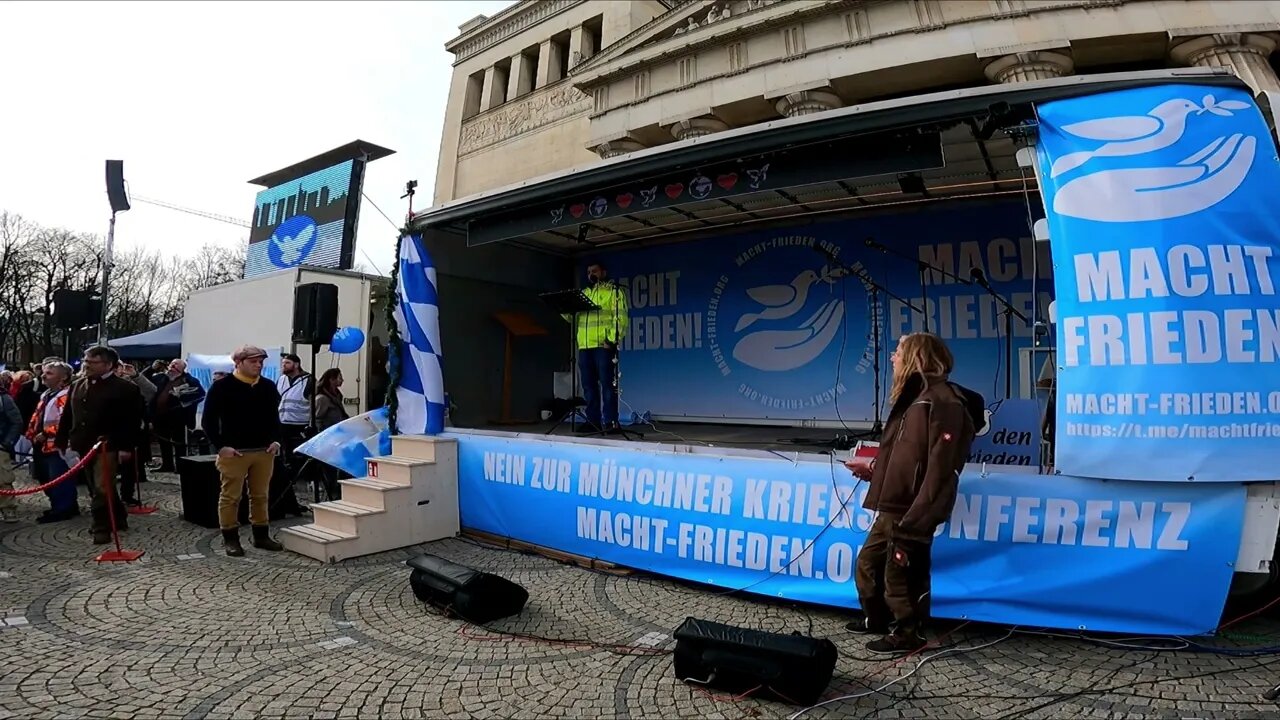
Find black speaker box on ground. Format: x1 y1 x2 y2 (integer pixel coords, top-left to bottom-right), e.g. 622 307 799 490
406 553 529 624
292 282 339 346
176 455 248 529
672 617 838 706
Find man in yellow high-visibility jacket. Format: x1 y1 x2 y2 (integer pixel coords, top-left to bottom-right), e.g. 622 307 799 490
563 260 629 433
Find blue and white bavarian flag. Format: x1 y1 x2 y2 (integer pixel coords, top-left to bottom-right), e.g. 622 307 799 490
296 407 392 478
295 233 447 475
392 233 447 435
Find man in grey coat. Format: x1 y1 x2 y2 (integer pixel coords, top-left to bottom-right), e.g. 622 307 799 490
0 391 24 522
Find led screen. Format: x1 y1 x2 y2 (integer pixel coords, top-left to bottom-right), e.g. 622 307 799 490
246 160 356 278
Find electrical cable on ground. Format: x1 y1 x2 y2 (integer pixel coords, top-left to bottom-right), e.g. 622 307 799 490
788 626 1014 719
438 532 1280 713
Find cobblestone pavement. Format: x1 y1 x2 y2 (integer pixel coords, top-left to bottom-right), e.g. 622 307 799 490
2 476 1280 719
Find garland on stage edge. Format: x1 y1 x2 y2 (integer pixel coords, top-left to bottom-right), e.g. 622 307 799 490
383 231 406 437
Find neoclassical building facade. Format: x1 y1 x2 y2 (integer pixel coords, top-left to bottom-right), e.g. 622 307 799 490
433 0 1280 205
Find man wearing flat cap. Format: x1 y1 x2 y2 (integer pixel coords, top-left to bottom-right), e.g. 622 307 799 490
201 345 284 556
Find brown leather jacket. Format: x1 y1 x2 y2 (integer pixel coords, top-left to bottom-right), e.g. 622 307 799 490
55 373 144 455
862 375 976 537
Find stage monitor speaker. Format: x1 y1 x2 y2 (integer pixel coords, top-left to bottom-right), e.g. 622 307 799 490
105 160 130 213
406 553 529 624
292 282 339 346
672 617 838 706
51 289 100 330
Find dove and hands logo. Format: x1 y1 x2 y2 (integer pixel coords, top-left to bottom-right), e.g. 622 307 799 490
729 263 850 373
1045 92 1258 223
267 215 320 268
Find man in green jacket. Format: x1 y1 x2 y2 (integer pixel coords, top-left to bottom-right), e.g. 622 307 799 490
564 260 630 433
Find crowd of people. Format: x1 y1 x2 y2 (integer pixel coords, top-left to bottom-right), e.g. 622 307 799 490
0 327 979 655
0 346 351 553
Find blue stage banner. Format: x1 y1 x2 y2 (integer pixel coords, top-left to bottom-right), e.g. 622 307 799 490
595 199 1052 424
970 398 1045 467
453 432 1244 635
1035 84 1280 482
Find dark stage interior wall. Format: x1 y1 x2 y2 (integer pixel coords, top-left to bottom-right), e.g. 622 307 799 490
425 233 573 426
587 197 1052 425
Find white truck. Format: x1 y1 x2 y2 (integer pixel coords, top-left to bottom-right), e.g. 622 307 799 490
180 266 391 417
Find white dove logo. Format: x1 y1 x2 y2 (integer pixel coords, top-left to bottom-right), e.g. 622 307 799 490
1049 94 1257 223
1049 98 1204 178
974 408 994 438
272 223 315 265
734 269 822 332
731 265 845 373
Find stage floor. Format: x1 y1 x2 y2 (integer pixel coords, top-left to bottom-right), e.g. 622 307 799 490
473 418 861 455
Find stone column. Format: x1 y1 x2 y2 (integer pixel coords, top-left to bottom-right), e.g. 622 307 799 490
664 115 730 141
594 137 646 159
773 87 843 117
479 65 504 112
1170 33 1280 95
569 25 596 70
983 50 1074 84
507 52 533 100
537 39 563 87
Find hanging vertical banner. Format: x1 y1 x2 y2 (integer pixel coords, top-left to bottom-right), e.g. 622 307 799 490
1036 83 1280 482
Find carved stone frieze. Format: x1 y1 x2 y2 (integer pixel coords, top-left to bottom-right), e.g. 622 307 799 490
448 0 582 63
458 81 592 155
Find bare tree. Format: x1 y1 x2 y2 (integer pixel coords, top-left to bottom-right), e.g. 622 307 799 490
0 211 247 363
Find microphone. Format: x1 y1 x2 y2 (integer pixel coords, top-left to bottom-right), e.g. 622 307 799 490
969 267 991 288
864 237 886 252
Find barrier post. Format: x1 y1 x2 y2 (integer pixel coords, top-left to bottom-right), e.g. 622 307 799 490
95 442 144 563
127 451 157 516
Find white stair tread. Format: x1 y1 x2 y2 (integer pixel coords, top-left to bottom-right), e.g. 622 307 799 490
395 435 456 444
339 477 408 491
311 500 384 516
368 455 432 466
279 524 357 543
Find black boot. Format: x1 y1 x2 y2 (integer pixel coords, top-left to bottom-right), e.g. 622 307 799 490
222 528 244 557
252 525 283 551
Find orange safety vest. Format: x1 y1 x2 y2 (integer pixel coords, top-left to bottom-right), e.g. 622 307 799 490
26 389 67 454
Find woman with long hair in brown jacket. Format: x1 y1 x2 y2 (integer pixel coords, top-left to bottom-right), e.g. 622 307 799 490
843 332 980 654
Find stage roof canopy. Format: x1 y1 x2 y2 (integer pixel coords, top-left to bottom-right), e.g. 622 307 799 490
409 68 1249 255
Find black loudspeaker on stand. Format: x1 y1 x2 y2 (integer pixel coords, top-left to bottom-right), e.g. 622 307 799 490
106 160 131 214
51 288 101 330
406 553 529 624
673 617 838 706
293 282 340 345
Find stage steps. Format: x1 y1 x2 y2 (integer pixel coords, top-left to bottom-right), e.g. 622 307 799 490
278 435 460 563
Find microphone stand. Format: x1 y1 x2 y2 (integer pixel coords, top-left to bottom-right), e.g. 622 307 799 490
609 281 642 441
864 238 971 334
973 277 1028 400
817 248 923 443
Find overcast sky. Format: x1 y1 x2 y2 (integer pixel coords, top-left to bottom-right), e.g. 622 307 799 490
0 0 514 276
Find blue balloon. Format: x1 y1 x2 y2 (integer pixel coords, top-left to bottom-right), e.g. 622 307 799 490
330 326 365 354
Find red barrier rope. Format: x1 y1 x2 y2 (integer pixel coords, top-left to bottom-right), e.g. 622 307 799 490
0 441 104 497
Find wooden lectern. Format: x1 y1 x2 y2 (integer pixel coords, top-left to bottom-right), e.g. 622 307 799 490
491 311 549 425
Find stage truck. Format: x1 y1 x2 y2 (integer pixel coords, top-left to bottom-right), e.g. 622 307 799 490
277 68 1280 636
